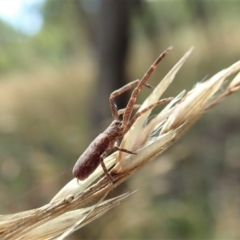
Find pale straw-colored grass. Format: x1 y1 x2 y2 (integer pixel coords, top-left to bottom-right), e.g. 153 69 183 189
1 47 240 240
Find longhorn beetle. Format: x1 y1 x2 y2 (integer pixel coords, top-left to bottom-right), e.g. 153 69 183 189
72 47 172 183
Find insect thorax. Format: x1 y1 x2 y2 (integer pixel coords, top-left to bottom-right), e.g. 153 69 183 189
104 120 123 138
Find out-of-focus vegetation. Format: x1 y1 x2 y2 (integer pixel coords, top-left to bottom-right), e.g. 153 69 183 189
0 0 240 239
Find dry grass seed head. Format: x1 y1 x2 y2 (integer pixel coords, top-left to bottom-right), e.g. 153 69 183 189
1 48 240 240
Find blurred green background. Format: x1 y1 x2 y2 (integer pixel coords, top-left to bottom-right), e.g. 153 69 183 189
0 0 240 239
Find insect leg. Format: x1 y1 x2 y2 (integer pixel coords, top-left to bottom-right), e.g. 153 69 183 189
122 47 172 127
117 104 141 116
109 79 154 120
100 156 114 183
124 97 173 133
113 145 137 155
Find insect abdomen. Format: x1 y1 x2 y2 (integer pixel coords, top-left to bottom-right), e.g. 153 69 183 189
72 134 110 180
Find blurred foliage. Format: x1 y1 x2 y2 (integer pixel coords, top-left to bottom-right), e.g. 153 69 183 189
0 20 29 73
31 0 87 64
0 0 240 239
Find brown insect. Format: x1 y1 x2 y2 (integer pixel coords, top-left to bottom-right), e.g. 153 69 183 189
72 47 172 183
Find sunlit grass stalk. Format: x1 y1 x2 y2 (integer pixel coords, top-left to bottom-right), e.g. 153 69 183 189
0 47 240 240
